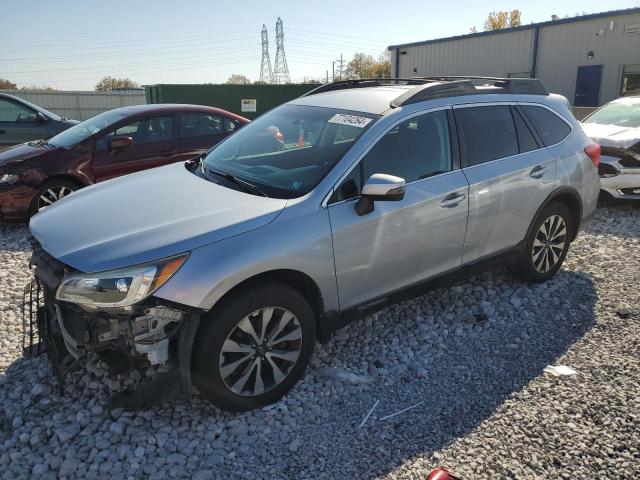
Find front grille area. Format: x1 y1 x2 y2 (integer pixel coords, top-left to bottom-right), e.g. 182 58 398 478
620 188 640 196
619 156 640 168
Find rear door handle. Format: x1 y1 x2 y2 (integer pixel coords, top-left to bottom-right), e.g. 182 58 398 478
440 192 466 208
530 165 546 179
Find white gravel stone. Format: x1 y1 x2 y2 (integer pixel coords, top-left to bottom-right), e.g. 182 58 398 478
0 203 639 479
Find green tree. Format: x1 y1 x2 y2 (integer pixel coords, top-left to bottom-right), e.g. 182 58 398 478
95 76 140 92
226 74 251 85
483 10 522 31
344 52 391 80
0 78 17 89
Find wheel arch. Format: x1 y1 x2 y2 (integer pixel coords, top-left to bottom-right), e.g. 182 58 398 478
528 187 583 242
206 269 326 335
39 173 89 189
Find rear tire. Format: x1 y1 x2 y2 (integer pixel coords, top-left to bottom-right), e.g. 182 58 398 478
507 202 574 283
29 179 79 216
192 280 316 411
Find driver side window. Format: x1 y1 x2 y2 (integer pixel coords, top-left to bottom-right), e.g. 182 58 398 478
0 99 36 122
96 116 174 150
330 110 453 203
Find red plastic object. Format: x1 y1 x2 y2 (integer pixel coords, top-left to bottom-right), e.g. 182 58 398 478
584 143 601 168
427 467 462 480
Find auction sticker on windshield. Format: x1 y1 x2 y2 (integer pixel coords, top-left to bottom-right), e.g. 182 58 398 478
328 113 372 128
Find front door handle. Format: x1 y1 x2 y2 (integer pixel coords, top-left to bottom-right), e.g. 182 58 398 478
440 192 466 208
530 165 546 179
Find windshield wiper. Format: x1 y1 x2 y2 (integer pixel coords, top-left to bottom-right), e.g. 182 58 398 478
205 167 268 198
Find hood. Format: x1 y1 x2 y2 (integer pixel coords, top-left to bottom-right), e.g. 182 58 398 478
0 142 54 168
30 162 288 272
580 122 640 149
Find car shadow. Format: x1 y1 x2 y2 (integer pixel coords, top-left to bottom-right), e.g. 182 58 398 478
0 268 597 479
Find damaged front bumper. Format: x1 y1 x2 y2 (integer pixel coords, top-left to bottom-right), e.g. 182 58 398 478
22 245 201 410
599 148 640 200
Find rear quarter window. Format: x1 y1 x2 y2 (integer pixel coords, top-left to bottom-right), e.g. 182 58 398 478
521 105 571 147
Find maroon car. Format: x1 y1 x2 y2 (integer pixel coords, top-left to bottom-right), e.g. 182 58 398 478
0 104 249 221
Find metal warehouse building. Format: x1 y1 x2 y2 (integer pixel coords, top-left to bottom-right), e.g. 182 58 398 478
388 8 640 107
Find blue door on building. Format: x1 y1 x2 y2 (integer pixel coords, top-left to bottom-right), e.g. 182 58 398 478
574 65 603 107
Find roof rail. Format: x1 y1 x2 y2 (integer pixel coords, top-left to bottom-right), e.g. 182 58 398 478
299 76 548 107
390 77 548 107
300 78 434 97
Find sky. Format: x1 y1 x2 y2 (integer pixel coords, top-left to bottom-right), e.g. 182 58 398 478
1 0 638 90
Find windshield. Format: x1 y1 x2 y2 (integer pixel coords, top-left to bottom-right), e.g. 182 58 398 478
584 101 640 128
47 109 131 148
203 104 378 198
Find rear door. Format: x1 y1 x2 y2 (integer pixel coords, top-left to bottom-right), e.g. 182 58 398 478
92 114 179 182
178 112 233 161
328 108 470 310
455 103 556 264
0 98 48 147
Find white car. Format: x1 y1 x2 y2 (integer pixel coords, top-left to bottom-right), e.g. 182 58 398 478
581 96 640 200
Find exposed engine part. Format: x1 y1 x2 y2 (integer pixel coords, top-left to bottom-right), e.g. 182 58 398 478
135 337 170 365
132 305 185 364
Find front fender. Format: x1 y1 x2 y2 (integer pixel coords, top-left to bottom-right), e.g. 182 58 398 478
153 205 339 313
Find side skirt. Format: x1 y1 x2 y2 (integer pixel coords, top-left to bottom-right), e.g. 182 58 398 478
317 243 524 343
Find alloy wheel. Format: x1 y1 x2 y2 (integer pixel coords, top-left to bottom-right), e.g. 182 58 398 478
219 307 303 397
37 186 73 212
531 214 567 273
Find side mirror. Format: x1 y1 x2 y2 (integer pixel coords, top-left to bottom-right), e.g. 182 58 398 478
355 173 405 216
35 112 48 123
109 136 133 150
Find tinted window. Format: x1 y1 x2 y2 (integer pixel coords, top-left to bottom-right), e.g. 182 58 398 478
456 105 518 166
97 116 174 149
361 110 452 184
330 164 362 203
0 99 35 122
513 107 539 153
181 113 223 138
521 105 571 146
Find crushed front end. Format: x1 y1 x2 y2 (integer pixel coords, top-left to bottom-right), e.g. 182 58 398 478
598 145 640 200
23 242 200 409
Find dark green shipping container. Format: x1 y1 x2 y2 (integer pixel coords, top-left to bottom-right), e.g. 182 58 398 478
145 84 317 120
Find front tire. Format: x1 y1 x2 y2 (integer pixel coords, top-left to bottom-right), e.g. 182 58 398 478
192 280 316 411
508 202 574 283
29 179 78 216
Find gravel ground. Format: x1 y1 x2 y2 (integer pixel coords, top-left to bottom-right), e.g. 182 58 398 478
0 200 638 479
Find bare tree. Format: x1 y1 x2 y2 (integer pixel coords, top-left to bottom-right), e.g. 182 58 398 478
0 78 17 89
95 76 140 92
226 74 251 85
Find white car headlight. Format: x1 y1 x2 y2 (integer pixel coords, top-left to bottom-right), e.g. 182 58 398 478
0 174 20 185
56 254 187 308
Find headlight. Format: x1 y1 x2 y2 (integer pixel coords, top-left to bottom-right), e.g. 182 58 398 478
0 174 20 185
56 254 188 308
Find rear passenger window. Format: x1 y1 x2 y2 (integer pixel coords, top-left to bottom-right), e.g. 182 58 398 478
521 105 571 146
512 107 539 153
455 106 518 166
181 113 224 139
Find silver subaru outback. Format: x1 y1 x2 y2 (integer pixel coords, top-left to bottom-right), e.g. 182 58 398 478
26 77 600 411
